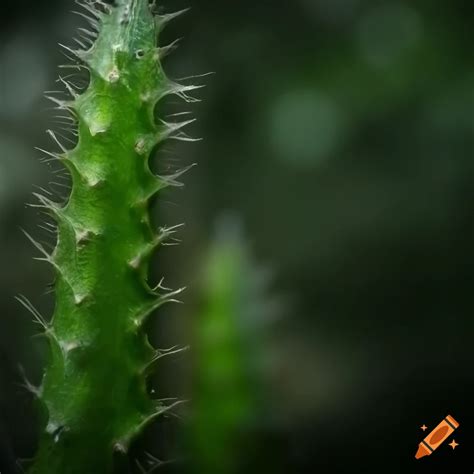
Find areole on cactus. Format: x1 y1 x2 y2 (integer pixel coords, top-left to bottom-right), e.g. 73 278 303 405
20 1 199 472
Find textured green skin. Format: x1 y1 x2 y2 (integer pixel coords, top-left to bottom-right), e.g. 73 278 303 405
29 1 189 473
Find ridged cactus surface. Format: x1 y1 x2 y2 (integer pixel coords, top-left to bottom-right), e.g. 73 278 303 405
23 1 196 472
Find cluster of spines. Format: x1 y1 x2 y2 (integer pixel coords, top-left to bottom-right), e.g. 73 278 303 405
20 1 201 472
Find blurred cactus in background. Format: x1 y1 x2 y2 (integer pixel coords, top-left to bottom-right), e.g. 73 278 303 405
187 217 278 474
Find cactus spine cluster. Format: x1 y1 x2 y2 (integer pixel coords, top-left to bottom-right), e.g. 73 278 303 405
25 1 196 472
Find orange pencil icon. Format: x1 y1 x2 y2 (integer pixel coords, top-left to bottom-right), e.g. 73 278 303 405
415 414 459 459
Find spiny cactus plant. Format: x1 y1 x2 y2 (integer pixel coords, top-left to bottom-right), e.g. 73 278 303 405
20 1 199 473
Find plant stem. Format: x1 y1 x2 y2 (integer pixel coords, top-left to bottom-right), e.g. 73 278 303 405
28 2 195 472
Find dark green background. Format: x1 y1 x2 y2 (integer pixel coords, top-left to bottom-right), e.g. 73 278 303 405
0 1 473 473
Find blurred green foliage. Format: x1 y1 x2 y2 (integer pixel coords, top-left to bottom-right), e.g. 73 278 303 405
187 218 273 474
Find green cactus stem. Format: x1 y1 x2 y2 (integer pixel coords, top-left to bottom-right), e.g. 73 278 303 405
22 1 198 473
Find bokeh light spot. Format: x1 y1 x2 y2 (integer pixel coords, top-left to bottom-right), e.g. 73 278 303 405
268 89 348 168
356 3 423 69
